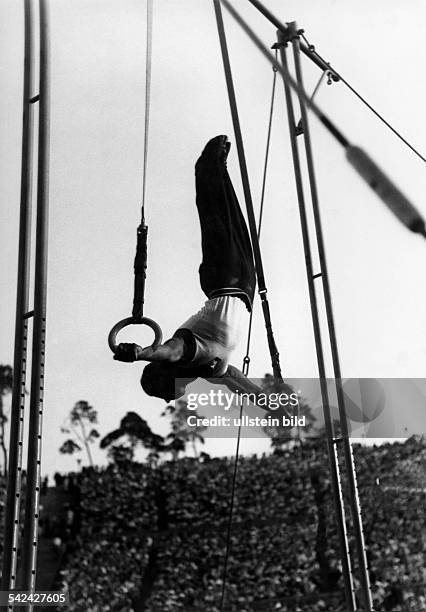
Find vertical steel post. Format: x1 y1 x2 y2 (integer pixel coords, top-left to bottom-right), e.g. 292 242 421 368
290 31 374 612
21 0 50 595
1 0 36 593
277 32 357 611
213 0 283 381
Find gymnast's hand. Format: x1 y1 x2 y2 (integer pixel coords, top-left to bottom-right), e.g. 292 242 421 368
113 342 144 362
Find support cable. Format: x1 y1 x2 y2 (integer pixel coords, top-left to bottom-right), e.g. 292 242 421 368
299 31 426 165
257 51 278 240
295 69 328 135
242 50 278 376
219 406 243 612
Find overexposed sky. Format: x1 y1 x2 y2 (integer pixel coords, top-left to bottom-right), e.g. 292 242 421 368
1 0 425 475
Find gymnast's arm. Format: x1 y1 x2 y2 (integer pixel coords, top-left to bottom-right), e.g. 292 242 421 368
113 338 185 363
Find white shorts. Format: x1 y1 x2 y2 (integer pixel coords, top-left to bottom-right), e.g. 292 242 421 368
174 296 246 375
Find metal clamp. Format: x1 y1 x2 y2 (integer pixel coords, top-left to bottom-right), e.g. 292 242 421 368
108 316 163 354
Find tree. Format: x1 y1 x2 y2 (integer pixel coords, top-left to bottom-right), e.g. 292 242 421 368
101 403 207 464
0 365 13 476
161 400 207 458
59 440 82 455
100 412 164 457
59 400 100 467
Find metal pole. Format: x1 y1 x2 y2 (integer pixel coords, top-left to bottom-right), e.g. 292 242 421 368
1 0 36 593
22 0 50 595
277 32 356 611
290 31 374 612
213 0 283 381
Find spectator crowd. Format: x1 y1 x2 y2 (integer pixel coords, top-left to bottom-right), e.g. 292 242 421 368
0 437 424 611
54 436 425 611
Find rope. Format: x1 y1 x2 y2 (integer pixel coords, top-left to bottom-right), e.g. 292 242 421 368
141 0 153 223
213 0 283 382
295 69 328 135
219 405 244 611
299 32 426 166
310 69 327 102
242 50 278 376
258 51 278 241
132 0 153 320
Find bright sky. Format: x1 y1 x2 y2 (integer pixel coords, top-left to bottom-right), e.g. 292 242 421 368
1 0 425 477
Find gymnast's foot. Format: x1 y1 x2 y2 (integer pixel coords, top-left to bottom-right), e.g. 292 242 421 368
197 135 231 167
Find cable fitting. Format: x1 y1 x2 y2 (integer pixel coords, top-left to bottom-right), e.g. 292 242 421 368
271 41 286 50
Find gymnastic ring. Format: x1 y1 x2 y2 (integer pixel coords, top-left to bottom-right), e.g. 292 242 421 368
108 316 163 354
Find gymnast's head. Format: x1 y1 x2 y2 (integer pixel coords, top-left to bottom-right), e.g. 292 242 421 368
141 362 194 402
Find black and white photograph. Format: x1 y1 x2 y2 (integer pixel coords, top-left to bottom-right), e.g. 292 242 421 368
0 1 425 610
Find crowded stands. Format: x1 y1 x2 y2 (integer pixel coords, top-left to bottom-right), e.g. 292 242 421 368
51 436 425 611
